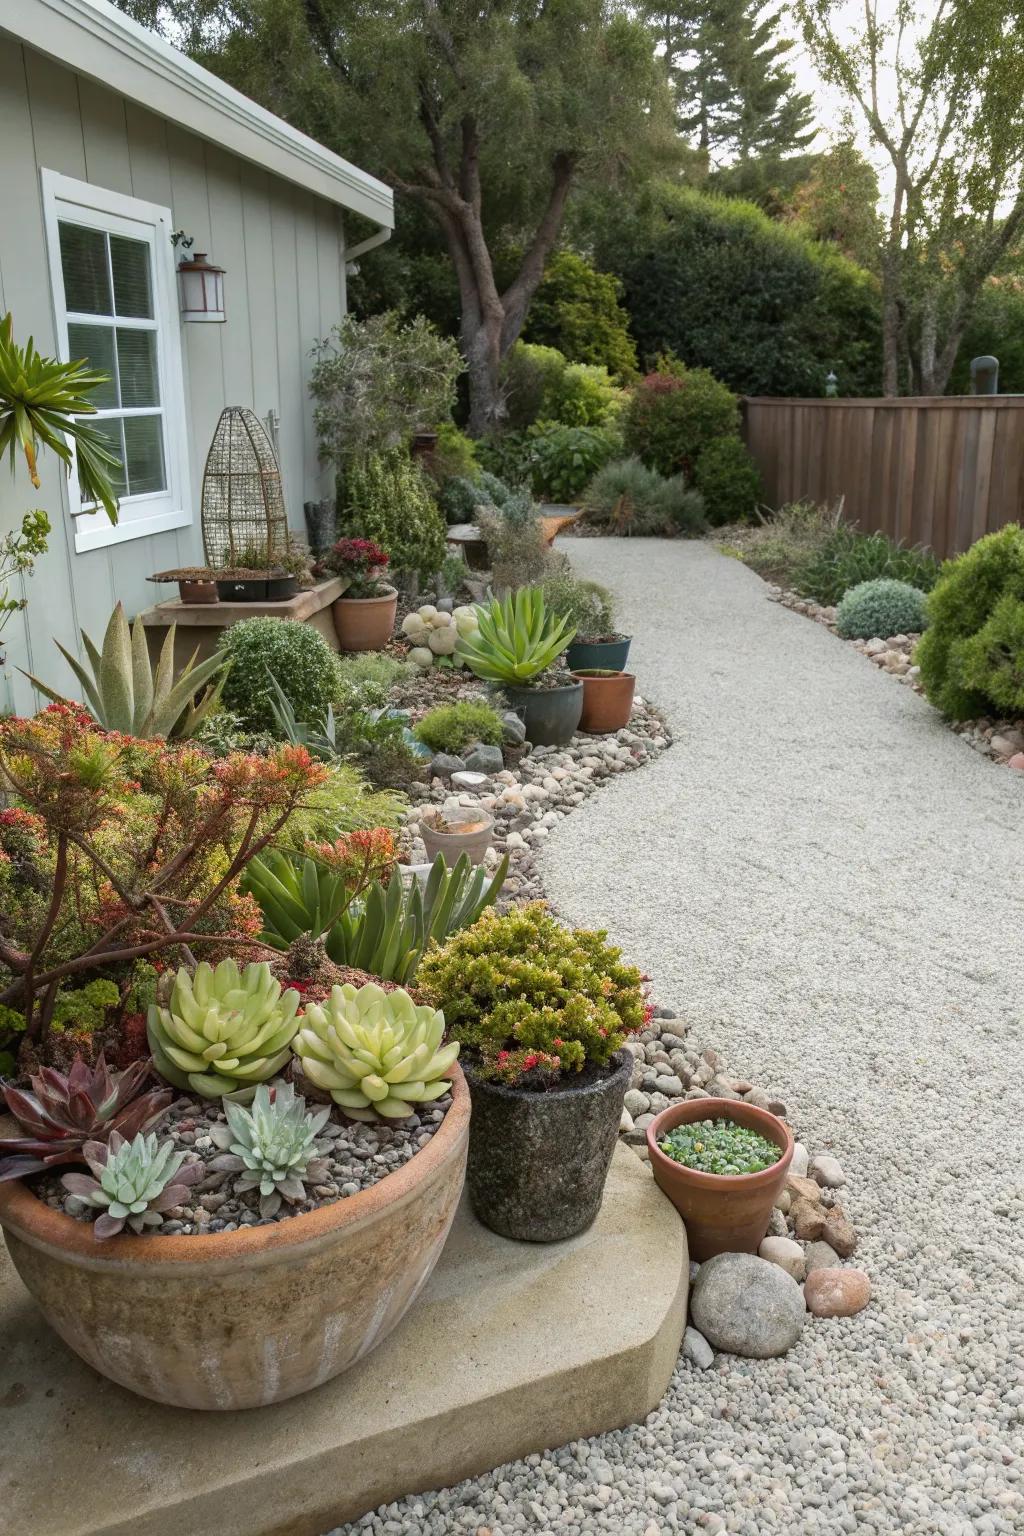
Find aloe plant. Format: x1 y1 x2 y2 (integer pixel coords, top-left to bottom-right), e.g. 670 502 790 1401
244 850 508 984
24 602 226 739
455 587 575 685
0 312 120 525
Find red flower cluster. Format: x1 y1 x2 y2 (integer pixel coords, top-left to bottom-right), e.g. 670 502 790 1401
328 537 389 573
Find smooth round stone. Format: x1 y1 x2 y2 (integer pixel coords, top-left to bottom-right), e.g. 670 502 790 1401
809 1154 847 1188
804 1267 871 1317
758 1235 806 1281
690 1252 806 1358
451 770 489 791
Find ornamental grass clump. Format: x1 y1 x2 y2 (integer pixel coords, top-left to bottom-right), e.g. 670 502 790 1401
658 1118 782 1175
418 902 647 1086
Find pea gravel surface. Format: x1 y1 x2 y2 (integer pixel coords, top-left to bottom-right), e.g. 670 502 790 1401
335 539 1024 1536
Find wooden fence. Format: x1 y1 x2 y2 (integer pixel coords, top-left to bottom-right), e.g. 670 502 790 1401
741 396 1024 560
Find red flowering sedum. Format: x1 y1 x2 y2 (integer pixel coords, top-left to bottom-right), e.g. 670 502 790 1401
418 902 647 1086
324 537 391 597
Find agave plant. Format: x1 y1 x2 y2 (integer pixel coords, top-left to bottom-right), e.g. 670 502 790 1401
147 959 302 1097
24 602 226 739
62 1130 201 1239
244 850 508 984
294 981 458 1120
265 669 340 760
455 587 575 686
209 1080 331 1217
0 312 121 524
0 1054 172 1182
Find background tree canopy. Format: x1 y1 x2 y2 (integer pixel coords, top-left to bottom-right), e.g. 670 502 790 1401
586 184 882 396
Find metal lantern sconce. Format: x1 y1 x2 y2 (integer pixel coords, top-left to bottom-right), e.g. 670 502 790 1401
825 370 838 398
173 232 225 323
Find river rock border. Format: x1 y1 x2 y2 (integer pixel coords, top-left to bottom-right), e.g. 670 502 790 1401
766 584 1024 773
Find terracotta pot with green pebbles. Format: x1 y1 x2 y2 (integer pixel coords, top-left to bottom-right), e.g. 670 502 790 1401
646 1098 793 1261
418 903 647 1242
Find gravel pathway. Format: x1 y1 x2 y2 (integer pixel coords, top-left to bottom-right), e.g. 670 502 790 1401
343 539 1024 1536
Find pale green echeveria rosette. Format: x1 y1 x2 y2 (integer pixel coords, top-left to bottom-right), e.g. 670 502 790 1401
209 1080 331 1218
294 980 458 1121
147 958 301 1098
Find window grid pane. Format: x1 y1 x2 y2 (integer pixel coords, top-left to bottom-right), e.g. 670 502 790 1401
58 218 165 505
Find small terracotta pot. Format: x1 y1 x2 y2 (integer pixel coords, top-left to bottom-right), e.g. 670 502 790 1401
573 670 636 734
646 1097 793 1262
178 579 219 604
420 809 494 867
332 587 399 651
0 1067 469 1409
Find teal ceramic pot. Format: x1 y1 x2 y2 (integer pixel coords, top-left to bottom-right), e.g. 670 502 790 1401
503 681 583 746
565 635 631 673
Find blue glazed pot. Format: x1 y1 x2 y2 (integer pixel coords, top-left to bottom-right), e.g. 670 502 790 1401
565 635 631 673
503 680 583 746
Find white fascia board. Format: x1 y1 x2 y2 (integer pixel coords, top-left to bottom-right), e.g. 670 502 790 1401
3 0 394 231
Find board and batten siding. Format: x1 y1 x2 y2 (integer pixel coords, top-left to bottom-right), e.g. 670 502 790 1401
0 43 348 716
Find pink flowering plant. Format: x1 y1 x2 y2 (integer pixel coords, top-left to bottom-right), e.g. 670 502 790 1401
417 902 649 1088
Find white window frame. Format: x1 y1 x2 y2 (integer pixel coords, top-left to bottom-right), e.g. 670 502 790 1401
41 169 191 554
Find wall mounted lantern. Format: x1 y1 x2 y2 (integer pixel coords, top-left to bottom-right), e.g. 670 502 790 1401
824 370 838 398
173 232 226 323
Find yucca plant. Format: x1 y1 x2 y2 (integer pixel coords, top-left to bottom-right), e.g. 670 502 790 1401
245 850 508 984
0 312 121 524
24 602 227 739
0 1054 172 1181
455 587 575 685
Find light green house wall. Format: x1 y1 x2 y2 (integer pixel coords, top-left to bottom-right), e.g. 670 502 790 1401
0 43 349 717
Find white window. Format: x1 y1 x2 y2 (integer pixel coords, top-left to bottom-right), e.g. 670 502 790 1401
41 170 191 553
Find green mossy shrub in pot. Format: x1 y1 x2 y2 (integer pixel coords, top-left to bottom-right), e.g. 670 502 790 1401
835 578 929 640
418 903 647 1241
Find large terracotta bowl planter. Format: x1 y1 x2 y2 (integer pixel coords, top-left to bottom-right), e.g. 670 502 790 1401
332 587 398 651
646 1097 793 1262
573 670 636 734
462 1051 630 1242
0 1066 469 1410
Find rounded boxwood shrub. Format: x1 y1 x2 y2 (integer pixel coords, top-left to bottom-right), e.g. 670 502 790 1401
219 618 338 735
693 436 762 526
622 365 739 477
917 524 1024 719
835 578 929 640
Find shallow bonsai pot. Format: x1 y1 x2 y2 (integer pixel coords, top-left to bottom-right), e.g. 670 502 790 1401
573 670 636 734
420 809 494 867
462 1050 630 1242
178 579 219 604
332 587 398 651
645 1097 793 1262
0 1066 469 1410
565 635 631 673
216 578 268 602
503 680 583 747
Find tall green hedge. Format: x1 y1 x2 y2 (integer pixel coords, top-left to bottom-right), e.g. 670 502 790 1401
597 186 882 398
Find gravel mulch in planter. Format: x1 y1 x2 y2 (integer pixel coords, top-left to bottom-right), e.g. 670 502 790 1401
33 1092 452 1237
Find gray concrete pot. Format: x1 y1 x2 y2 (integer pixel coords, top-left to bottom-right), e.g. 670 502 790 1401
462 1051 631 1242
420 809 494 867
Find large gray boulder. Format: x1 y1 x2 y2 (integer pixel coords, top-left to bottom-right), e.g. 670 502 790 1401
689 1252 806 1358
463 743 505 775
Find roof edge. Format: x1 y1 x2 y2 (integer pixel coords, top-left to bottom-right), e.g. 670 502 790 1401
7 0 394 230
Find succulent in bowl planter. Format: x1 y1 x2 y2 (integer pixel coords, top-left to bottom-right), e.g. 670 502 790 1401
147 959 302 1097
323 537 398 650
645 1098 794 1261
208 1080 331 1217
61 1129 202 1239
456 587 582 745
418 902 646 1240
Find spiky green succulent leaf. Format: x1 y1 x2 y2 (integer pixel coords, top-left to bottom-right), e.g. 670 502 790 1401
455 587 575 685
